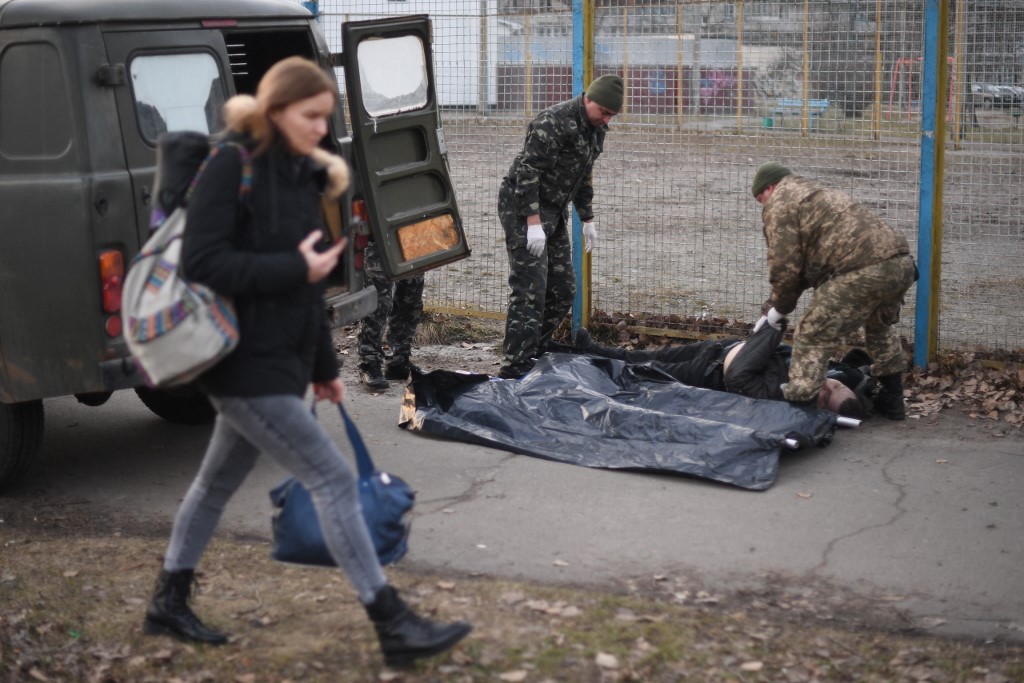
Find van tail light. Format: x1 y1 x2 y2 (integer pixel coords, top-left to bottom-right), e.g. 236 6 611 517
351 199 371 270
99 250 124 337
100 250 124 313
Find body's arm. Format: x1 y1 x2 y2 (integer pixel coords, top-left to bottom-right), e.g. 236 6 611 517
723 324 786 400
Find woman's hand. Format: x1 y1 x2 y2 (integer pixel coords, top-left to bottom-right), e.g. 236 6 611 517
299 231 347 283
313 377 345 404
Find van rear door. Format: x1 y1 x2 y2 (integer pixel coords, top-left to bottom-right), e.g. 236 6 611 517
341 16 470 280
103 31 234 246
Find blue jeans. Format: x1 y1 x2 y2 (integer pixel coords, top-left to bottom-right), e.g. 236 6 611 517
162 394 387 603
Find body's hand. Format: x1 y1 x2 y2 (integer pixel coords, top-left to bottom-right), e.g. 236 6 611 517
299 231 347 283
313 377 345 404
526 224 546 257
582 220 598 253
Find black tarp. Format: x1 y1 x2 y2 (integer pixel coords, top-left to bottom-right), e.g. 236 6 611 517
399 353 837 490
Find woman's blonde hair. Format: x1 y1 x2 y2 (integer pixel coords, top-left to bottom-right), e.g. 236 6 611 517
222 56 337 155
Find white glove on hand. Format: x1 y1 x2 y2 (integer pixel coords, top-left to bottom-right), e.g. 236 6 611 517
582 221 598 253
526 224 546 257
752 307 785 333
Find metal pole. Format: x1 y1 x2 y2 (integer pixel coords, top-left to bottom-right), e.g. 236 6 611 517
571 0 595 332
914 0 945 368
736 0 744 133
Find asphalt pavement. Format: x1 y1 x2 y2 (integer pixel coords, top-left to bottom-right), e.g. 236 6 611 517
18 384 1024 644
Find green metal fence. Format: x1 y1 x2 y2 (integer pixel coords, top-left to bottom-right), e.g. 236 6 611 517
315 0 1024 358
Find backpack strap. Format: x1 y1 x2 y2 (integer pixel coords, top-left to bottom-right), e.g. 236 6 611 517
185 141 254 202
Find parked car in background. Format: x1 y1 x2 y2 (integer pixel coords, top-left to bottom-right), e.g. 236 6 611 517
970 82 1016 109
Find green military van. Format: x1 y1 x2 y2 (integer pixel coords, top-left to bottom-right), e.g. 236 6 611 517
0 0 469 490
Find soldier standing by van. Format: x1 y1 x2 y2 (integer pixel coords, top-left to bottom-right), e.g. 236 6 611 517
356 244 425 391
497 75 623 379
751 162 917 420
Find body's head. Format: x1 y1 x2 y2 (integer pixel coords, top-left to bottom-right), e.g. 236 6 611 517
817 378 865 419
751 162 792 204
224 57 338 155
583 75 624 128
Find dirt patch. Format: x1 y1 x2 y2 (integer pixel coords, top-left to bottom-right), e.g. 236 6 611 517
2 530 1023 683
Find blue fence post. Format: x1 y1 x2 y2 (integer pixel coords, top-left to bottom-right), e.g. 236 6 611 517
571 0 585 333
914 0 944 368
302 0 319 21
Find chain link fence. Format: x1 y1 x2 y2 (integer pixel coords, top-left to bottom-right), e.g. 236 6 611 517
314 0 1024 356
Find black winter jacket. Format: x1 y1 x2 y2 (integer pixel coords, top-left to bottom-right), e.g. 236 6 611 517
722 324 789 400
182 137 338 397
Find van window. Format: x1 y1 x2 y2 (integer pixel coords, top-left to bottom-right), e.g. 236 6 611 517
129 53 226 143
356 35 429 117
0 42 72 159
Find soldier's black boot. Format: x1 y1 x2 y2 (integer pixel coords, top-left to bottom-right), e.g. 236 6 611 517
874 373 906 420
358 362 389 391
143 569 228 645
365 585 472 668
384 356 414 381
573 328 628 360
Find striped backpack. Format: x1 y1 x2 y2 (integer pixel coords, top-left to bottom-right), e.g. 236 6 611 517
122 132 252 387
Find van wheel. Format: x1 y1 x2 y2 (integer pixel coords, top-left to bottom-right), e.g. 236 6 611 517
135 386 215 425
0 400 44 493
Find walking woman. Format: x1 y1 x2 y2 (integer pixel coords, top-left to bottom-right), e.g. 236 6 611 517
142 57 471 667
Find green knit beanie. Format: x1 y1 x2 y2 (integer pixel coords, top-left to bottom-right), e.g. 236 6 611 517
585 75 624 113
751 162 792 197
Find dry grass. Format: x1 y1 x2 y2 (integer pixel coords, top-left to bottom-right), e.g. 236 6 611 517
2 532 1023 683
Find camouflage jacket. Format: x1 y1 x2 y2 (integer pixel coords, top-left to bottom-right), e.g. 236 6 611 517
504 95 605 223
761 175 910 314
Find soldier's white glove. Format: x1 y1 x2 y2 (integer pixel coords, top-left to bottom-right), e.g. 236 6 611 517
753 307 785 333
582 220 598 253
526 224 546 257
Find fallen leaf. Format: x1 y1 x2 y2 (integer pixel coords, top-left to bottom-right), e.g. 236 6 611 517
500 590 525 605
919 617 947 629
553 559 569 567
595 652 619 669
62 569 79 578
796 491 813 499
935 459 949 464
499 671 528 682
740 661 764 672
437 581 456 590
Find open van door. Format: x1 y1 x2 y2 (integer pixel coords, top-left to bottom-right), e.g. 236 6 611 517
341 16 470 280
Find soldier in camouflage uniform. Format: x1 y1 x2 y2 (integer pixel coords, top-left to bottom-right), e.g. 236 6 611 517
356 241 425 391
751 162 917 419
497 75 624 379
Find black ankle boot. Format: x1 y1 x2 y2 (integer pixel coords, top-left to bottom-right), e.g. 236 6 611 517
143 569 228 645
384 357 415 381
874 373 906 420
365 585 472 668
573 328 628 360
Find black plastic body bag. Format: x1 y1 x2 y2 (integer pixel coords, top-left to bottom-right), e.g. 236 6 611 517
399 353 837 491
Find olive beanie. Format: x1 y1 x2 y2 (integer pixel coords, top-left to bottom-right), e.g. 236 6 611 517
751 162 792 197
585 75 624 113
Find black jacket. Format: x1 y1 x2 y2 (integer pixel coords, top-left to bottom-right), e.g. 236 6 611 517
182 137 338 397
722 324 789 400
625 324 789 398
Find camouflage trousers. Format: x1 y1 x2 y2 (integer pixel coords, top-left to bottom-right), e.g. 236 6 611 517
783 254 916 402
498 182 576 376
357 242 424 366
